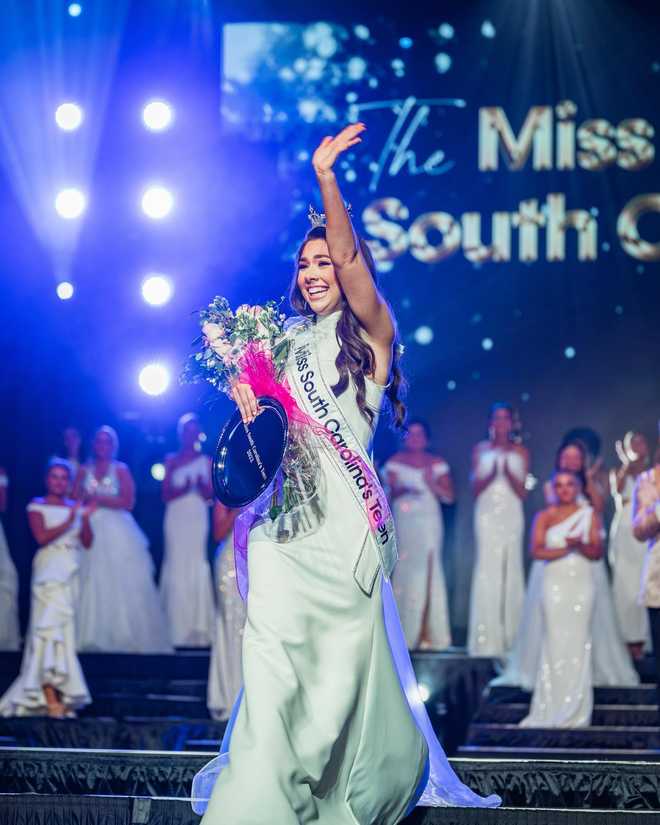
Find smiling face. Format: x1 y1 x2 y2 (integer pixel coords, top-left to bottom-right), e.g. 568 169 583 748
46 464 71 497
296 238 343 317
553 471 580 505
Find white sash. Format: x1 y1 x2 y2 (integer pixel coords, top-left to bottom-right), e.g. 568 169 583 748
286 319 397 595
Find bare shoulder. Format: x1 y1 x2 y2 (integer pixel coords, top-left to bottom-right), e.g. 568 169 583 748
114 461 132 476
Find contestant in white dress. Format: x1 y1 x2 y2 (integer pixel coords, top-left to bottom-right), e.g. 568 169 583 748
610 432 651 659
74 426 172 653
468 405 529 657
194 124 499 823
521 471 602 728
0 460 93 718
0 467 20 651
208 502 246 721
493 440 638 688
384 420 453 650
160 413 215 647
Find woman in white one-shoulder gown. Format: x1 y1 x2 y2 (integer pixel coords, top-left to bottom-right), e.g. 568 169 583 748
384 419 453 650
494 440 638 689
0 467 20 651
0 460 93 718
75 426 172 653
468 404 529 657
521 471 602 728
610 432 651 659
160 413 215 647
208 502 246 721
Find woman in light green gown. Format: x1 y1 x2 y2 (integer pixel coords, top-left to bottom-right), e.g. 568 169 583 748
194 124 500 824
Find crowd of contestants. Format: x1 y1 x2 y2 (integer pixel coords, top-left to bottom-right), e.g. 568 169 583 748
0 407 659 730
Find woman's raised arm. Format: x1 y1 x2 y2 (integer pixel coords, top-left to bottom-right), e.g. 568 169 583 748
312 124 394 348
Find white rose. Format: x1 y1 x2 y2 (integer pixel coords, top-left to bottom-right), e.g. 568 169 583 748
202 322 224 342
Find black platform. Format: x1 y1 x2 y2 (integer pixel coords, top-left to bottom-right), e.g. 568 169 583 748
461 684 660 760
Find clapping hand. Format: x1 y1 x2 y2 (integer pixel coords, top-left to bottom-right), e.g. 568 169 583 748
312 123 366 178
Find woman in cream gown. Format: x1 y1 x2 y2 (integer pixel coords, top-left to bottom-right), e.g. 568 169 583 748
0 467 20 651
468 405 529 657
494 440 638 689
384 420 453 650
0 460 93 718
160 413 215 647
208 502 246 721
521 472 602 728
193 124 499 824
75 427 172 653
610 432 651 658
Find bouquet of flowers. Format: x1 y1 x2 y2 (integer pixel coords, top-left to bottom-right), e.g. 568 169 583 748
183 297 289 395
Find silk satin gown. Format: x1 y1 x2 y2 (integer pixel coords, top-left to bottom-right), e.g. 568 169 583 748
468 447 525 657
384 459 451 650
0 503 90 716
610 475 650 645
207 531 247 721
160 454 215 647
196 311 499 825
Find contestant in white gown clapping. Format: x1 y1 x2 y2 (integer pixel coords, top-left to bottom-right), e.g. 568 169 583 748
521 470 603 728
0 460 93 718
160 413 215 647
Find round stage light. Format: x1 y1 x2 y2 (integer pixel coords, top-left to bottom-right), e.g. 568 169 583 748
67 2 82 16
417 682 431 702
56 281 74 300
142 99 174 131
141 186 173 219
141 274 173 306
55 188 86 219
482 337 494 351
413 325 434 345
564 346 576 359
55 102 83 131
138 363 170 396
150 462 166 481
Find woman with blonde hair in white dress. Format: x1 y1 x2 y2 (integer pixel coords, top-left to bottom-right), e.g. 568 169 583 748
160 413 215 647
610 431 651 660
0 466 20 651
468 403 529 657
0 460 93 718
208 502 246 721
521 470 603 728
384 419 453 650
74 426 172 653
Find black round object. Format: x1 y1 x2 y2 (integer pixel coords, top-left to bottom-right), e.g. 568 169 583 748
212 396 288 508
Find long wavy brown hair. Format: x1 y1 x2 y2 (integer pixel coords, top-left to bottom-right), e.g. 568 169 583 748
290 226 406 429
